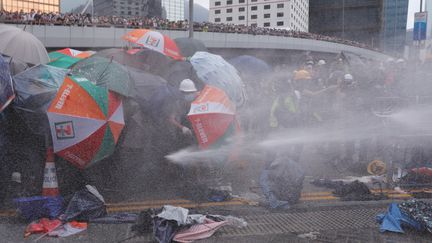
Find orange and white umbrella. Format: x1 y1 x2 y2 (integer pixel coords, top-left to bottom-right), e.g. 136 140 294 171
122 29 183 60
188 85 240 149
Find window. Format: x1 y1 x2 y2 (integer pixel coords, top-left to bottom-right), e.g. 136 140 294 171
251 0 257 2
226 8 232 13
277 3 284 8
239 16 245 20
277 21 284 26
239 0 245 3
226 17 232 21
264 5 270 10
227 0 232 4
215 1 221 6
215 18 221 22
251 15 257 19
251 6 257 11
215 9 221 14
239 7 245 12
264 22 270 27
277 12 284 17
251 23 257 27
264 13 270 18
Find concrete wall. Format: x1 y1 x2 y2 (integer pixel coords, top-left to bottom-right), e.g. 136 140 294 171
10 24 390 60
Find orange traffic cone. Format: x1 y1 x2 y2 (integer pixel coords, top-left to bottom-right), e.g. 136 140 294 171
42 147 59 197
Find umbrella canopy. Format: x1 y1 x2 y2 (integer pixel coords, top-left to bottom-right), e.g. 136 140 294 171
47 76 125 169
123 29 183 60
71 56 134 97
0 55 15 112
188 85 239 149
48 49 96 69
13 65 68 134
229 55 271 79
174 38 207 57
0 24 49 65
190 52 246 107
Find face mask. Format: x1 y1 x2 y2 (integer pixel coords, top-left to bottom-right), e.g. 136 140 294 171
184 93 196 102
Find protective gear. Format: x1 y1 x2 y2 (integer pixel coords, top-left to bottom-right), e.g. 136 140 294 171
179 79 197 92
293 70 311 81
181 126 193 136
344 74 353 81
305 60 314 65
184 93 196 102
317 60 326 66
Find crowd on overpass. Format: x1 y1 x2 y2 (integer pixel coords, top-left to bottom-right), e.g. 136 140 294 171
0 9 378 52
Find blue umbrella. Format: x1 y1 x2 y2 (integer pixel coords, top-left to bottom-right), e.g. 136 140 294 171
0 55 15 112
229 55 271 79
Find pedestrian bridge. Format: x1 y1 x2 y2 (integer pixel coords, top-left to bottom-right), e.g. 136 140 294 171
7 24 389 60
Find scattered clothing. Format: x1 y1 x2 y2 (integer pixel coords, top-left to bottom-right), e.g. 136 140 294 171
311 179 386 201
48 221 87 237
376 203 422 233
157 205 189 226
153 218 182 243
90 212 138 224
24 218 62 237
399 200 432 233
173 218 228 243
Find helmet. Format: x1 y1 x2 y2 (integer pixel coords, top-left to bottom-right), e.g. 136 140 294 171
317 60 326 66
305 60 314 66
367 160 386 175
396 58 405 64
179 79 197 92
344 74 353 80
293 70 311 80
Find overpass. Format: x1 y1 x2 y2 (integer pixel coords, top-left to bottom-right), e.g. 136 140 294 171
6 24 390 61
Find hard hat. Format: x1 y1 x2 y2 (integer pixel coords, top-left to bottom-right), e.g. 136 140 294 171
293 70 311 80
396 58 405 64
344 74 353 80
179 79 197 92
305 60 314 65
367 160 386 175
317 60 326 65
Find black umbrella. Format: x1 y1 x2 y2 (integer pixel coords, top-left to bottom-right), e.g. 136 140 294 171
174 38 208 57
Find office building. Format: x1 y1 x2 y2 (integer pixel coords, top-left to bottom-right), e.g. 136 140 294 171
1 0 60 12
94 0 161 18
209 0 309 31
309 0 408 53
161 0 184 21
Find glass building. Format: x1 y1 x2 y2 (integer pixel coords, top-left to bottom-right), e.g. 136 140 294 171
381 0 408 53
161 0 184 21
94 0 161 18
1 0 60 13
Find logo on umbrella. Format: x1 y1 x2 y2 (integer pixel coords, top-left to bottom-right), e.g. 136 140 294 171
145 35 160 47
55 121 75 139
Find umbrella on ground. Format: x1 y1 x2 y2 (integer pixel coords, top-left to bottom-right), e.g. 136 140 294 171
71 56 135 97
48 48 96 69
174 38 207 57
0 24 49 65
47 75 125 169
188 85 240 149
0 55 15 112
190 52 246 107
123 29 183 60
13 65 68 134
228 55 271 79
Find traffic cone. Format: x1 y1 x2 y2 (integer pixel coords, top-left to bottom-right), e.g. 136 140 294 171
42 147 59 197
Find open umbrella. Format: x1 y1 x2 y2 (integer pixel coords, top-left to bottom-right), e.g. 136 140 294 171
47 75 125 169
13 65 68 134
123 29 183 60
0 55 15 112
0 25 49 65
71 56 135 97
174 37 207 57
48 48 96 69
228 55 271 79
187 85 240 149
190 52 246 107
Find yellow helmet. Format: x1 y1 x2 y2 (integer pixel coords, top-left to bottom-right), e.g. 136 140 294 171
293 70 312 81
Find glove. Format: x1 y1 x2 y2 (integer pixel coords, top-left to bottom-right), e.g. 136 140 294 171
182 126 193 136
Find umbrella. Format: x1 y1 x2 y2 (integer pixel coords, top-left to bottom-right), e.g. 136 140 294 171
0 55 15 112
190 52 246 107
187 85 239 149
123 29 183 60
71 56 135 97
0 25 49 65
174 37 207 57
48 48 96 69
13 65 68 134
47 75 125 169
229 55 271 78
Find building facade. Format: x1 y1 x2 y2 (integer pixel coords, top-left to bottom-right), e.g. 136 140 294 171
94 0 161 18
209 0 309 31
1 0 60 12
161 0 184 21
309 0 408 53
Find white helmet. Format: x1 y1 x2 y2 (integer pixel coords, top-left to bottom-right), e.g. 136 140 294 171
179 79 197 92
344 74 353 80
317 59 326 66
